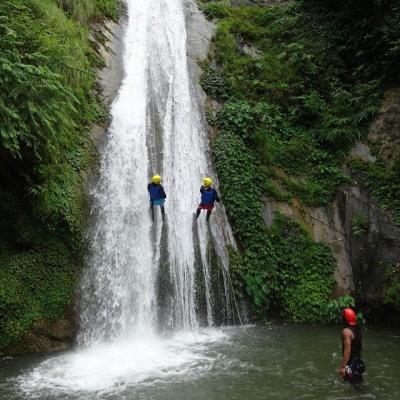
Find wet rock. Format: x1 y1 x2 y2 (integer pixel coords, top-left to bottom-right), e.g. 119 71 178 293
368 87 400 169
350 142 376 163
90 17 126 146
263 196 353 296
186 0 215 61
263 180 400 307
338 184 400 311
96 19 126 108
239 43 262 59
185 0 216 108
2 317 75 356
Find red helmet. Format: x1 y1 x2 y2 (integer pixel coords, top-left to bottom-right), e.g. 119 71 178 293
343 308 357 326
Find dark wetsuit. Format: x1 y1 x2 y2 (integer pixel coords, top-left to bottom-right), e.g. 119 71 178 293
342 325 365 384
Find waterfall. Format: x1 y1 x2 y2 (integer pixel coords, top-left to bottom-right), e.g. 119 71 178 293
15 0 237 394
78 0 234 345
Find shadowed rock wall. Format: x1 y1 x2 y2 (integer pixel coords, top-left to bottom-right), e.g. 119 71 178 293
263 88 400 320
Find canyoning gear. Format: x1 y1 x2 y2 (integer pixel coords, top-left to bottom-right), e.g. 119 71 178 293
200 185 220 205
343 308 357 326
148 182 166 222
203 177 213 187
341 322 365 385
195 208 212 222
342 326 362 361
152 198 165 207
161 206 165 221
150 202 166 222
195 185 220 221
199 204 214 210
148 183 167 203
344 358 365 384
152 175 162 184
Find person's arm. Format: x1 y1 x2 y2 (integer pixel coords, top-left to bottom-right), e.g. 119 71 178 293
339 328 353 377
215 189 221 203
200 186 205 194
160 185 166 199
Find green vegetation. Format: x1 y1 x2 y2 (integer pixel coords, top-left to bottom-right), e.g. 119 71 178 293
351 214 368 237
305 0 400 226
202 1 391 206
0 0 116 349
202 0 400 320
214 130 337 321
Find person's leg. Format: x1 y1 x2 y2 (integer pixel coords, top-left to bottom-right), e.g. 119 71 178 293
206 209 212 222
150 204 155 221
161 206 165 221
195 208 201 219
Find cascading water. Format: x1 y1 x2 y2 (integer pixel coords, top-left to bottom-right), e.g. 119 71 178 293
78 0 156 345
78 0 233 343
15 0 236 395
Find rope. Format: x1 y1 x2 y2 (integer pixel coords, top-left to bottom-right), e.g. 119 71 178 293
227 269 259 340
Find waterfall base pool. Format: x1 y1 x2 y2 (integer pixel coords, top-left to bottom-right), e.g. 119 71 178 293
1 324 399 400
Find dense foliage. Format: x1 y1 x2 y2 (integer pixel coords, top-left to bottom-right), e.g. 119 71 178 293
202 0 400 319
301 0 400 83
0 0 116 349
213 131 339 321
202 1 389 206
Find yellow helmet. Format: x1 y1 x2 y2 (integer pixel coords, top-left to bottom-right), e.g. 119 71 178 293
203 177 213 187
152 175 161 184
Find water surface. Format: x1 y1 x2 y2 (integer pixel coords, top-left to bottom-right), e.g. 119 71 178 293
1 324 398 400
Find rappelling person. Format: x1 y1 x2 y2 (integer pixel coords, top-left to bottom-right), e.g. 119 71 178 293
339 308 365 385
148 175 166 222
195 177 220 222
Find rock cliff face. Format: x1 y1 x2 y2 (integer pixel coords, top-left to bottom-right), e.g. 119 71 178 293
368 88 400 169
263 88 400 319
2 317 75 356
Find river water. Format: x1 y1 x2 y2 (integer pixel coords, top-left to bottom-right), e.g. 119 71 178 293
1 324 399 399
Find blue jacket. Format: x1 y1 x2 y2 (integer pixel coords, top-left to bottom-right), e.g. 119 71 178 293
200 185 220 205
148 183 166 201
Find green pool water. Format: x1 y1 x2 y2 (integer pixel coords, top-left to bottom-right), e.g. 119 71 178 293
0 324 398 400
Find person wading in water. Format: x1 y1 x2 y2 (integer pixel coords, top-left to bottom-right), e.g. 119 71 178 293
339 308 365 385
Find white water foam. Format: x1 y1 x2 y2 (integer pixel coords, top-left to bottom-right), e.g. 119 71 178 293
17 329 228 396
